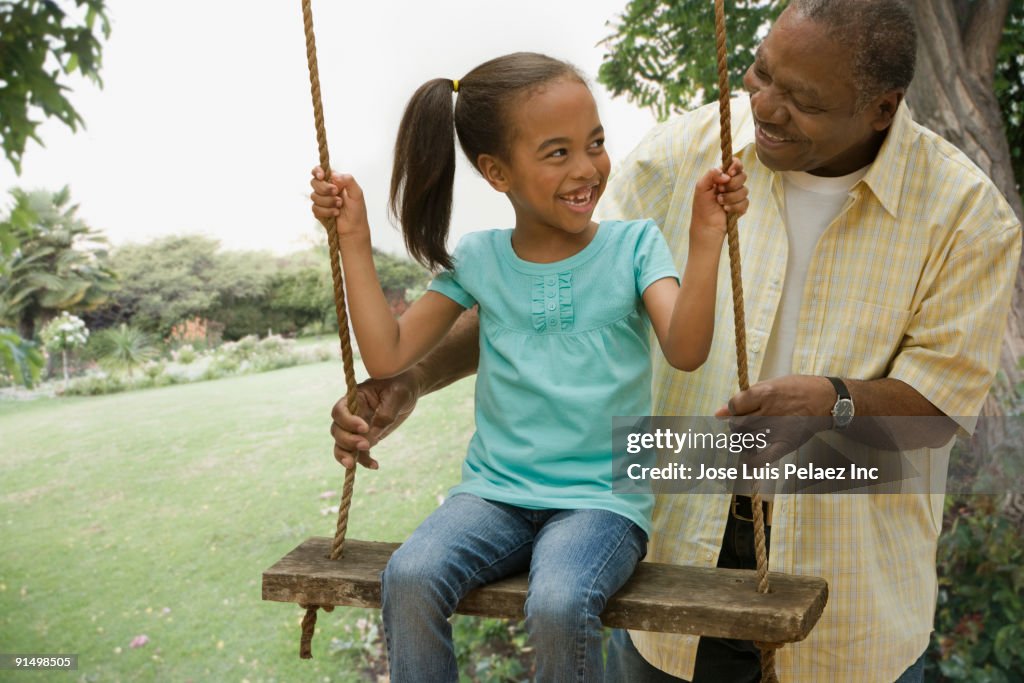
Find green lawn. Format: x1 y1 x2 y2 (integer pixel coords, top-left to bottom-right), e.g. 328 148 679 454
0 361 475 682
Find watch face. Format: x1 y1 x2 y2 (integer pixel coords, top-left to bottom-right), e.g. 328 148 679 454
833 398 855 427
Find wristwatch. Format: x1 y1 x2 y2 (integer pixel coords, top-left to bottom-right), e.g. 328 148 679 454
827 376 855 429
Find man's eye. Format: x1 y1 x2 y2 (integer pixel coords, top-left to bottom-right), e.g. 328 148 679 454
794 101 824 114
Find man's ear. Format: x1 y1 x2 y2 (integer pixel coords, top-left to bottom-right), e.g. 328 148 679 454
477 154 511 193
871 89 904 132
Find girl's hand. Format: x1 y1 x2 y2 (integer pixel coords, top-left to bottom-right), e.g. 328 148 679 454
309 166 371 240
691 157 748 242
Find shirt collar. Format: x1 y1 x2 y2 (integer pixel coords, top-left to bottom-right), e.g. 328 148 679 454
859 101 913 218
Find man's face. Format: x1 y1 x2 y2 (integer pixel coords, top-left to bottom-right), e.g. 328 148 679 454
741 8 899 177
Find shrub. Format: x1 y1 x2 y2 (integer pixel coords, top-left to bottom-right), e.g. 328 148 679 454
453 616 532 682
258 334 287 354
92 324 159 377
141 360 164 380
203 354 240 380
64 374 126 396
0 327 44 388
927 497 1024 681
250 353 298 374
173 344 198 364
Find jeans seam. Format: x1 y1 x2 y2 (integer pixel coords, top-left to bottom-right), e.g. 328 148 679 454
575 518 642 681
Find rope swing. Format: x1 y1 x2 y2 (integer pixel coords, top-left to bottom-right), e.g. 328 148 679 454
297 0 360 659
714 1 779 680
269 1 823 674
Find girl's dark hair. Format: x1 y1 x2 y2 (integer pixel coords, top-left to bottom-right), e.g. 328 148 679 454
390 52 585 271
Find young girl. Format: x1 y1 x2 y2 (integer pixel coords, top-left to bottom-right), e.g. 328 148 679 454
309 52 746 682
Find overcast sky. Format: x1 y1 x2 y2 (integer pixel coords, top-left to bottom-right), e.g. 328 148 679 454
0 0 659 256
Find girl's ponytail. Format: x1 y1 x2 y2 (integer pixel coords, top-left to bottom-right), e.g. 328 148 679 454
390 78 457 271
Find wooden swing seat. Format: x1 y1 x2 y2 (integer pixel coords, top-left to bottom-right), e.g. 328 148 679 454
262 537 828 643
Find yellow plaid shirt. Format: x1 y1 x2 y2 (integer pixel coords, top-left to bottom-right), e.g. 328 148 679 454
601 99 1021 682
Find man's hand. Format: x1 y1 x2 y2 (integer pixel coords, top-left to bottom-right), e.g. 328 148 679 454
330 370 423 469
716 375 834 466
716 374 835 419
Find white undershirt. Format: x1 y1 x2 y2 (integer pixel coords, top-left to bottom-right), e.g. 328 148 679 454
758 167 868 381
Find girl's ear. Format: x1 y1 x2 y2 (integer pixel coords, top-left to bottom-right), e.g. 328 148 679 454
477 154 511 193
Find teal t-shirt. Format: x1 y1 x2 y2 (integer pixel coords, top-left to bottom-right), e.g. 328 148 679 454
428 219 678 534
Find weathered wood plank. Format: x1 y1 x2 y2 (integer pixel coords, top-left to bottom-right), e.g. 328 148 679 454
263 538 828 643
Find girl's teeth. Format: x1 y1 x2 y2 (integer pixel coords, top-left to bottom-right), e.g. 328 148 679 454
563 188 592 204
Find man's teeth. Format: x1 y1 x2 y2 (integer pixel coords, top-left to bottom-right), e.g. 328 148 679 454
760 127 789 142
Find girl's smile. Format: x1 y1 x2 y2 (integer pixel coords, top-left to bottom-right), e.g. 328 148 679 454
557 182 600 214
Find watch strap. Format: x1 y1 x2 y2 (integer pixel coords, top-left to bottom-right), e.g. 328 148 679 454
826 376 850 401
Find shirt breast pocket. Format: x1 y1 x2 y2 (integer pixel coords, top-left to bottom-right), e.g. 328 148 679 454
823 299 913 379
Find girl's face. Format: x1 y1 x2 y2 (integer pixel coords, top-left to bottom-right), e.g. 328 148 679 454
482 78 610 240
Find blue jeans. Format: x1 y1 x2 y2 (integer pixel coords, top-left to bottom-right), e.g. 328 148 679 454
381 493 647 683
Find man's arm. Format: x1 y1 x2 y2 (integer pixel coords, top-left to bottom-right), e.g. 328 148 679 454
719 375 959 460
408 305 481 394
330 307 481 468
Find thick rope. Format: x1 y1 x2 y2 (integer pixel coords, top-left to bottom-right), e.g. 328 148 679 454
299 0 360 658
714 1 779 681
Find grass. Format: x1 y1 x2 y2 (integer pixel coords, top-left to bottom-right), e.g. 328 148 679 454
0 361 475 682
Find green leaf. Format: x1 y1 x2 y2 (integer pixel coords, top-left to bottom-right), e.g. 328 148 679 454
0 328 44 388
0 0 108 173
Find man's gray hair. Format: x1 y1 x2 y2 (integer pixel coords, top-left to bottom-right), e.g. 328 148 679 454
790 0 917 109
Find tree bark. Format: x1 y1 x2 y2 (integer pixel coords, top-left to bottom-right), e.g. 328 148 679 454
908 0 1023 458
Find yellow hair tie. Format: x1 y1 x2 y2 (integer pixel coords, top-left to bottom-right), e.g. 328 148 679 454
452 79 459 93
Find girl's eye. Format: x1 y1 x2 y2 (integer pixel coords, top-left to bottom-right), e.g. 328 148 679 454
548 148 568 158
590 138 605 150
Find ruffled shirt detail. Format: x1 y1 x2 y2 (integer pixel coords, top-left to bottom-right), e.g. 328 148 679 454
531 272 574 333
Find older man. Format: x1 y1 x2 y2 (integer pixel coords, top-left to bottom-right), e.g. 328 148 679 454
315 1 1020 680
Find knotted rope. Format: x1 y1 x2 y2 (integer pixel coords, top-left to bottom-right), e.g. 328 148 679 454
714 1 778 680
298 0 360 659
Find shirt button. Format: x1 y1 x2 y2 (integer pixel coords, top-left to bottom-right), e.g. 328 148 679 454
547 302 556 311
547 290 555 298
548 316 557 325
546 277 555 286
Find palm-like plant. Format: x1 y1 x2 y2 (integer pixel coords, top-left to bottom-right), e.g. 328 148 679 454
0 186 118 339
0 327 44 388
93 324 157 377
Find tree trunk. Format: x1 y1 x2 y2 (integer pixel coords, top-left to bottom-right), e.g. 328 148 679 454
908 0 1023 459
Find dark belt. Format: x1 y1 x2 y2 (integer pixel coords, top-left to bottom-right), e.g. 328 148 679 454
731 494 773 526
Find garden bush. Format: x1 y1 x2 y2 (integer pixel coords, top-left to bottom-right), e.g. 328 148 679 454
927 497 1024 681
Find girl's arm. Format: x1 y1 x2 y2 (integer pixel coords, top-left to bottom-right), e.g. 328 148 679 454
644 160 748 371
316 170 465 379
